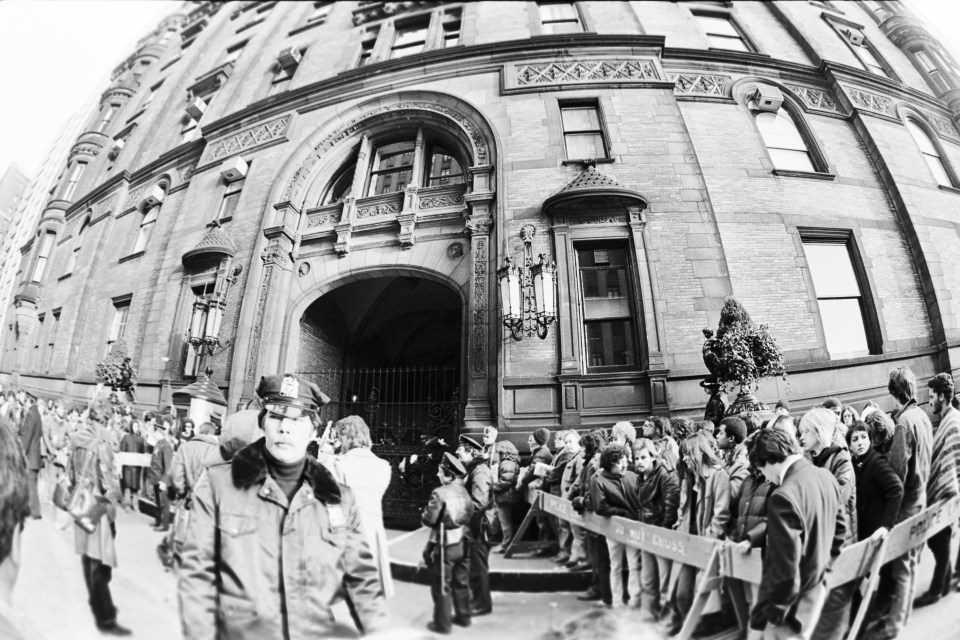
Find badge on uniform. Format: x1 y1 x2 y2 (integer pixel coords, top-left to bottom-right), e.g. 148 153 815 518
328 505 347 529
280 376 299 399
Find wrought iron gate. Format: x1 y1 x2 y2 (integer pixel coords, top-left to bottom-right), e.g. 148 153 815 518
297 366 461 527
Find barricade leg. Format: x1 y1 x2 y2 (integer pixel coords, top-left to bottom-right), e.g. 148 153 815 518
504 492 541 558
677 547 722 640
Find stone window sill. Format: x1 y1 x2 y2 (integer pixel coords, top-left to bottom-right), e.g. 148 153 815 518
57 273 72 282
561 158 615 166
772 169 836 181
207 216 232 227
289 19 325 37
118 251 145 264
938 184 960 195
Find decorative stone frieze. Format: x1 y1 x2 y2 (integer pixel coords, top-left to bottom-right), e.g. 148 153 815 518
786 85 841 113
846 87 895 117
201 114 291 165
672 73 730 97
509 58 660 90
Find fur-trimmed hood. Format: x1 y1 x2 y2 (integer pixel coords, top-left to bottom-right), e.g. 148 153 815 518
231 438 342 505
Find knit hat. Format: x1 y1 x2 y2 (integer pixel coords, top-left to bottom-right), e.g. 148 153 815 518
533 427 550 445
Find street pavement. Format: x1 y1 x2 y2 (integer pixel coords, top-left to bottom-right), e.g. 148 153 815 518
13 500 960 639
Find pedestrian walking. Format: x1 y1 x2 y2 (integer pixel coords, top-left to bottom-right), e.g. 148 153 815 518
119 420 146 510
177 373 386 639
748 427 846 640
68 395 129 636
458 434 494 617
422 452 474 635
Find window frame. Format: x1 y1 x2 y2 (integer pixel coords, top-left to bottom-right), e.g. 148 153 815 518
558 100 610 162
62 161 87 201
823 17 898 80
46 309 60 373
216 168 248 222
692 10 757 53
106 297 132 356
904 116 959 189
65 216 90 276
535 1 584 36
573 240 643 374
96 103 119 133
798 228 881 359
389 16 430 60
31 231 56 283
745 88 833 177
268 48 306 97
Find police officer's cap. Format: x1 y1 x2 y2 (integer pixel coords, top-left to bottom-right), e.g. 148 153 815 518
257 374 331 418
439 452 467 478
458 435 483 452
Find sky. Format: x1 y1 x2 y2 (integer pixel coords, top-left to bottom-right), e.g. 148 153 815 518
0 0 958 180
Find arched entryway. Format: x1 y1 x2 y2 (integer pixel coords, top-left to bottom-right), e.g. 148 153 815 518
296 274 463 526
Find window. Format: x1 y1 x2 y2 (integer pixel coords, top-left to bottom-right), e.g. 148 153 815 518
133 204 160 253
801 237 872 359
268 50 304 97
217 176 245 221
391 18 429 59
224 41 247 65
183 283 215 377
34 314 44 371
358 28 379 67
442 10 462 47
425 144 465 186
560 102 607 160
754 109 815 172
143 81 163 109
368 141 416 195
694 13 752 52
905 119 953 187
850 38 888 77
31 232 55 283
106 299 130 355
97 104 118 133
47 310 60 373
307 1 332 24
538 2 582 35
915 49 950 93
321 164 355 205
181 116 200 144
577 245 637 371
62 162 86 201
65 218 89 275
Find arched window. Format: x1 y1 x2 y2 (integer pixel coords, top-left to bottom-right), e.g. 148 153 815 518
425 143 464 186
368 140 416 196
133 204 159 253
754 108 815 172
905 119 954 187
66 217 89 274
320 163 355 205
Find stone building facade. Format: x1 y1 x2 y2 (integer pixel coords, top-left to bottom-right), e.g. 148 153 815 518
4 0 960 438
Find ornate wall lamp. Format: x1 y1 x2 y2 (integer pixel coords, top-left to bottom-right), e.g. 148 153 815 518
186 263 243 373
497 225 558 341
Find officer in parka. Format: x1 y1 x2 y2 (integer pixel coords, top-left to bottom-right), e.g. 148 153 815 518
177 374 387 639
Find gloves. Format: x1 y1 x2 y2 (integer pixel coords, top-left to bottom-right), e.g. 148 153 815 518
422 542 436 566
571 497 585 513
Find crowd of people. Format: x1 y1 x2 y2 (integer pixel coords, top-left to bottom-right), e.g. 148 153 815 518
480 366 960 640
1 364 958 639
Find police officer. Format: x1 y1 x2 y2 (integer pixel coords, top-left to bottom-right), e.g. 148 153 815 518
422 452 474 635
177 374 387 639
458 434 495 617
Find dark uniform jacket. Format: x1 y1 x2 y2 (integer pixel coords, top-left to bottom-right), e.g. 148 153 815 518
19 405 43 471
422 479 474 544
638 459 680 529
751 457 846 632
464 459 494 535
852 447 903 540
177 439 386 640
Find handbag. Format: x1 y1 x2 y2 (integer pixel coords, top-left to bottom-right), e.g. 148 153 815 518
57 449 110 534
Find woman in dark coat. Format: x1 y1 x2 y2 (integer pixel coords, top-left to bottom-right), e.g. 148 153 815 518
119 419 146 509
492 440 521 553
849 420 903 541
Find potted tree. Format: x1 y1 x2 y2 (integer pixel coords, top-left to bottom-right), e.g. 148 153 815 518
702 297 786 415
94 338 138 404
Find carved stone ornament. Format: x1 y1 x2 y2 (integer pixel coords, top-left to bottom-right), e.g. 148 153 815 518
298 261 311 277
357 201 400 218
419 193 465 209
306 211 341 228
447 242 464 259
261 246 290 269
178 163 197 182
283 102 489 203
553 214 628 226
351 1 443 26
786 85 839 112
925 111 960 142
245 263 274 381
514 59 660 87
465 216 494 236
472 235 488 378
205 114 290 163
672 73 730 97
846 87 894 117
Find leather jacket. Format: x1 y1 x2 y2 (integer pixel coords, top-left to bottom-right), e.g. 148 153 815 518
422 479 474 545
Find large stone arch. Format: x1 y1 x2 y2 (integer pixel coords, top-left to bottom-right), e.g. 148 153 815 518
231 90 500 427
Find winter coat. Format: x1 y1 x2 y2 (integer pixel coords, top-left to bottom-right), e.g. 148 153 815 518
177 439 386 640
561 450 584 499
464 459 494 536
520 444 553 488
19 405 43 470
68 421 121 567
493 453 521 505
119 433 146 491
731 473 774 546
928 406 960 505
679 465 731 538
150 437 174 487
591 469 641 520
545 448 573 495
637 459 680 529
171 434 220 500
810 445 858 545
724 444 750 516
422 479 474 542
852 447 903 540
888 399 933 516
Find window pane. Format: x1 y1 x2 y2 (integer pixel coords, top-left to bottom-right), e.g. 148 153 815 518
427 147 464 186
371 169 413 195
697 15 740 37
219 191 240 219
803 243 861 297
755 112 807 151
392 42 424 58
924 154 952 186
818 299 869 358
561 107 600 132
543 21 581 35
707 35 750 52
585 320 636 368
540 2 577 21
374 143 415 171
565 133 605 160
582 268 629 299
134 221 155 253
768 148 815 172
324 166 355 204
906 121 939 155
32 257 48 282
